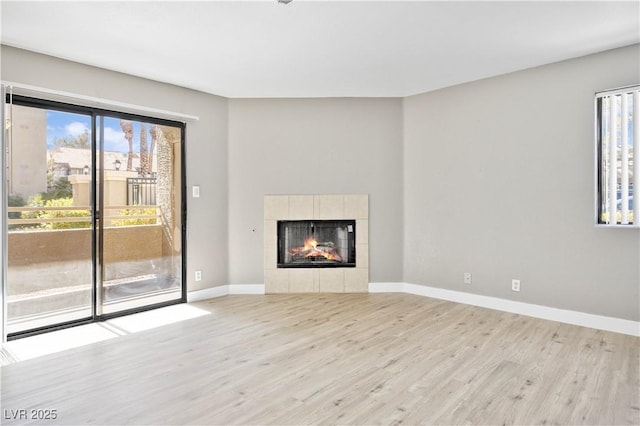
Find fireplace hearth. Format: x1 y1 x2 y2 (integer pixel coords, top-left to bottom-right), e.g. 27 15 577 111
278 220 356 268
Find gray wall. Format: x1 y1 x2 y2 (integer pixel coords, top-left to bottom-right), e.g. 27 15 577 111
2 43 638 322
228 98 404 284
403 44 640 321
1 45 229 291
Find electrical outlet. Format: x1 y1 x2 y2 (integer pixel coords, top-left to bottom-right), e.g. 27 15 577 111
464 272 472 284
195 270 202 282
511 279 520 292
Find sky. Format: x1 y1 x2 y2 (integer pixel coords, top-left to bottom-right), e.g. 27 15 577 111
47 110 147 153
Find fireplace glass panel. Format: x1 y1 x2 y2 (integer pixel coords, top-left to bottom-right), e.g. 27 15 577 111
277 220 356 268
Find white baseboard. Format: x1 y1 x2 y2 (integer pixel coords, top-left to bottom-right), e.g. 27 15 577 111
370 282 639 337
368 282 404 293
187 284 265 302
190 282 638 337
187 286 228 302
229 284 265 295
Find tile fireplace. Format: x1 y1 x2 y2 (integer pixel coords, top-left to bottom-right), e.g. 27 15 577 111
264 195 368 293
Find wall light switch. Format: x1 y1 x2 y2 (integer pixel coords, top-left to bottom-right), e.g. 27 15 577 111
192 185 200 198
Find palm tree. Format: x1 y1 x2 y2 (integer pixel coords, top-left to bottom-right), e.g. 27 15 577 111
120 120 134 171
140 122 149 175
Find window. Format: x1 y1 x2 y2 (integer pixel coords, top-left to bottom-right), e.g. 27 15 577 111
595 85 639 227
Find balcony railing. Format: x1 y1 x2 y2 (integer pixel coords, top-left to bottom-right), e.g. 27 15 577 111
7 205 159 229
127 177 157 206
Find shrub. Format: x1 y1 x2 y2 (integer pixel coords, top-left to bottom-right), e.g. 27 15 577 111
8 194 26 230
23 196 91 230
112 207 158 226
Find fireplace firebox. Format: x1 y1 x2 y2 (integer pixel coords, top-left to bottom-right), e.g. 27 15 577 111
277 220 356 268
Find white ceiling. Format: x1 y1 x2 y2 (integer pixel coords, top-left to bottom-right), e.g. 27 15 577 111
1 1 639 98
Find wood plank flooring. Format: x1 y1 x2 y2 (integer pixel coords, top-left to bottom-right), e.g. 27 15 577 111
1 293 638 425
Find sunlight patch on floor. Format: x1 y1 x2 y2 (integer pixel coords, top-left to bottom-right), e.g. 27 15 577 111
2 304 211 363
106 303 211 333
2 323 119 363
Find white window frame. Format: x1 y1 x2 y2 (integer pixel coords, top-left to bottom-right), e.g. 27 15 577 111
594 85 639 228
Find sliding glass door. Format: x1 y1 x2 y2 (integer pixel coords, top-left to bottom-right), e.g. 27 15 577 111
98 115 183 315
4 96 185 337
5 104 94 334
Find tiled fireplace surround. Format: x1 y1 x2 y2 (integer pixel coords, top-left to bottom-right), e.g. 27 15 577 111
264 194 369 293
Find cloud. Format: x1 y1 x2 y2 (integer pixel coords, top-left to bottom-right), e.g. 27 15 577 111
65 121 89 137
103 126 129 153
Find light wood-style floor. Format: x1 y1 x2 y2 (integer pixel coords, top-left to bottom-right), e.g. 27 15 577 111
1 293 638 425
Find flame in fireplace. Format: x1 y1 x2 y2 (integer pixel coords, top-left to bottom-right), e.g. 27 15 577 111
290 236 343 262
303 237 318 250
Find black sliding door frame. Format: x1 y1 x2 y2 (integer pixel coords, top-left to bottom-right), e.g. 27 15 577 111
4 94 187 340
